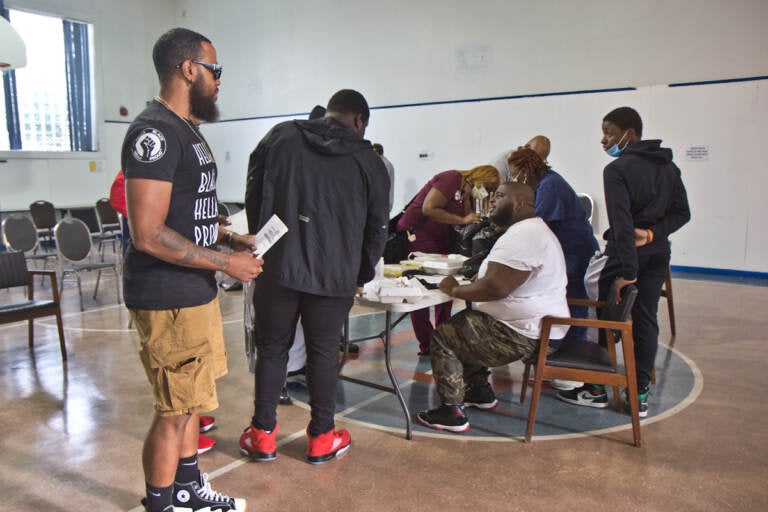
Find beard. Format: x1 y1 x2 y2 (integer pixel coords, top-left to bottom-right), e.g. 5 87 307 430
190 76 219 122
489 203 514 228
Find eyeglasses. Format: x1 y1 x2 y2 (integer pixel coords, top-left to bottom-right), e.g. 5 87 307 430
175 60 223 79
192 60 222 79
184 60 222 80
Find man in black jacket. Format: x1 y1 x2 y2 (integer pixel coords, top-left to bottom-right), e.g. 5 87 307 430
558 106 690 418
240 89 389 464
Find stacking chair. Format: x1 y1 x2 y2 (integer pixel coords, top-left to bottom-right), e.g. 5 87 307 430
0 251 67 360
29 200 57 248
54 217 121 311
94 198 122 260
521 285 642 447
1 215 58 277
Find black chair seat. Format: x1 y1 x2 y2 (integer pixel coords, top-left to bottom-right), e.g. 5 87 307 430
0 300 57 314
547 340 616 373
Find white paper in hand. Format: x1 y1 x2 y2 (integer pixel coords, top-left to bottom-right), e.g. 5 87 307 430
253 214 288 258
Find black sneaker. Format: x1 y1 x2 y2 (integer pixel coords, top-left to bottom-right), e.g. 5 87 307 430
279 386 293 406
173 473 246 511
416 404 470 433
463 383 498 410
623 387 649 418
286 366 307 387
340 341 360 354
556 384 609 408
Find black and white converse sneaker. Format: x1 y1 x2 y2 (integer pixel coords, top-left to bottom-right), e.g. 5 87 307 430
174 473 246 512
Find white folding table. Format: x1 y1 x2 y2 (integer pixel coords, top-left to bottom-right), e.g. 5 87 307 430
340 288 454 440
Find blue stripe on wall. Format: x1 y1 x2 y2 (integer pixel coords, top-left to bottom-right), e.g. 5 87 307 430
668 75 768 87
671 265 768 281
103 75 766 124
370 87 636 111
104 86 636 125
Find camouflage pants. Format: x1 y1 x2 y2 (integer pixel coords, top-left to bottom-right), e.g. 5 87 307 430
430 309 538 404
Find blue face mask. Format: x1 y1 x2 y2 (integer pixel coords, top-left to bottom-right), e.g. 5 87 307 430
605 131 629 158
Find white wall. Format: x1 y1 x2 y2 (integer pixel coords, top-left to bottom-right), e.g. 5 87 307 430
0 0 173 208
203 79 768 273
2 0 767 273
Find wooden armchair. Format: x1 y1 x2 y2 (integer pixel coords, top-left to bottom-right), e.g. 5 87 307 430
0 251 67 361
521 285 641 446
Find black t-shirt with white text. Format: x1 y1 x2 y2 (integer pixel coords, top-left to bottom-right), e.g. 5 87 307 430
120 100 219 310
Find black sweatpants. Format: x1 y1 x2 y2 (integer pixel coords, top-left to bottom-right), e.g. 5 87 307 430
251 278 353 436
598 251 670 390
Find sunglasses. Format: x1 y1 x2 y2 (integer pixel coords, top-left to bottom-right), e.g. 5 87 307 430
189 60 223 80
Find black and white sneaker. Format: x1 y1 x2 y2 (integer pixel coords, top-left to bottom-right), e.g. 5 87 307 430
278 386 293 406
463 383 499 410
622 387 650 418
416 404 470 433
174 473 246 511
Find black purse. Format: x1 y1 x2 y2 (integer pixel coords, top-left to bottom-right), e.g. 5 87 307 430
382 195 424 264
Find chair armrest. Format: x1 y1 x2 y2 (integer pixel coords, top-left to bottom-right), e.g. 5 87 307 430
27 270 61 302
566 297 604 308
542 315 630 330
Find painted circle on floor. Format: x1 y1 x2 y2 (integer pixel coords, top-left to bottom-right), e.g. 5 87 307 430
287 312 703 442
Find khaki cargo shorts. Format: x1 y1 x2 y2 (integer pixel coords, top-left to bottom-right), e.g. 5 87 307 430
131 297 228 416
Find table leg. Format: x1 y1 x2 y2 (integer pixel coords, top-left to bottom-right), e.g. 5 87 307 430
383 311 413 440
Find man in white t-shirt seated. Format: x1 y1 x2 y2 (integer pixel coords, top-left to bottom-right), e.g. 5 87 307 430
416 182 569 433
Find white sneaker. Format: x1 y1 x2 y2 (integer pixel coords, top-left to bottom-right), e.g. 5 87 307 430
550 379 584 391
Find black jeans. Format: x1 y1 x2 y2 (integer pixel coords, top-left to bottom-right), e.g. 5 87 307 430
251 279 353 436
598 251 670 390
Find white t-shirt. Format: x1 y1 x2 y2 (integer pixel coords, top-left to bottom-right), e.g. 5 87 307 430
474 217 570 339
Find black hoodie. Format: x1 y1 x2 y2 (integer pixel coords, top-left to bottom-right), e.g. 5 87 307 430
602 139 691 280
245 117 389 297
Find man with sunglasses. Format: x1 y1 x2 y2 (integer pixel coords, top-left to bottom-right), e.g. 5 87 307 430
121 28 260 512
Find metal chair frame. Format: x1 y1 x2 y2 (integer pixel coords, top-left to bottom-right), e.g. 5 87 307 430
2 214 58 284
94 198 122 261
54 217 121 311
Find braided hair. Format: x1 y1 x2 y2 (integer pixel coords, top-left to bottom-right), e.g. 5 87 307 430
507 147 549 187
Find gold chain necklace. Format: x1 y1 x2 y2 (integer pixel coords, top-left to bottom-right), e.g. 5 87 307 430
154 96 216 163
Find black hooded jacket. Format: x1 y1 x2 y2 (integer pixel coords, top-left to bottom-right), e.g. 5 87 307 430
602 139 691 280
245 117 390 297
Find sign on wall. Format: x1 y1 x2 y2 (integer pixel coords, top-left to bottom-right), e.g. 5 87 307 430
685 145 709 161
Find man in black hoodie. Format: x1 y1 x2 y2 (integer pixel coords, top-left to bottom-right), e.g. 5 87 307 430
240 89 389 464
557 106 690 418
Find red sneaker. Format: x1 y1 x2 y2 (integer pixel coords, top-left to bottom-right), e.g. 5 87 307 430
197 433 216 455
239 423 278 461
199 415 215 433
306 428 351 465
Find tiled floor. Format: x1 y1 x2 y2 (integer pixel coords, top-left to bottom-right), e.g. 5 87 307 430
1 269 766 511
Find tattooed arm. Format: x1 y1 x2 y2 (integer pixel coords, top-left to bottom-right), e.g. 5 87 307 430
126 178 262 282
